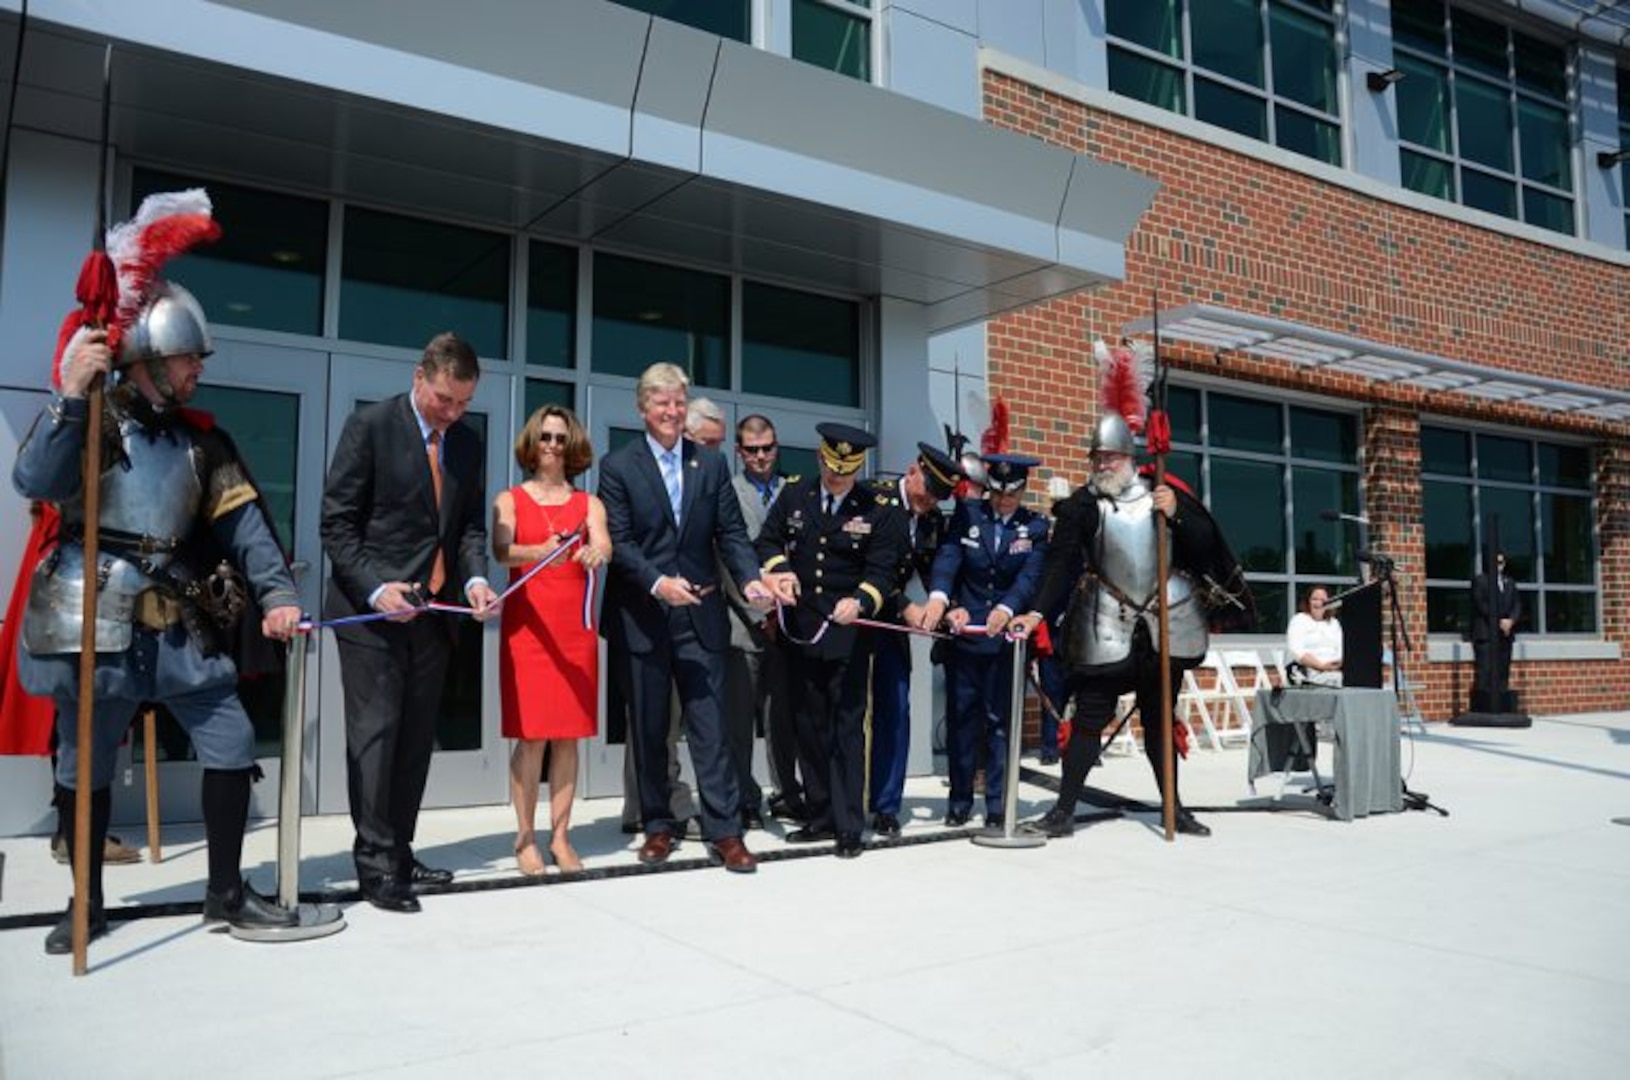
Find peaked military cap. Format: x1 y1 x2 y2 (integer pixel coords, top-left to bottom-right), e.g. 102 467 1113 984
981 452 1040 493
915 442 964 501
816 422 876 476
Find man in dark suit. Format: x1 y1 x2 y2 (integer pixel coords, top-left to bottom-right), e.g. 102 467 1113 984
758 424 908 858
1471 548 1522 705
598 363 768 873
321 332 498 913
920 454 1048 828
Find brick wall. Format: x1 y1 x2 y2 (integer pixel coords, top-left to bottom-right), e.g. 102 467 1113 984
984 70 1630 722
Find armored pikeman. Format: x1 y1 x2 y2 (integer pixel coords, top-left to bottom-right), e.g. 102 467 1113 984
13 192 302 954
757 424 907 858
1010 348 1251 839
864 441 962 838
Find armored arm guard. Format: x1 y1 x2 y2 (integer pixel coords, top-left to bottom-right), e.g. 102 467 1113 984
13 396 91 503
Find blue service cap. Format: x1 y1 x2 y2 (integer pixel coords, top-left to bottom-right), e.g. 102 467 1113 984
981 453 1040 493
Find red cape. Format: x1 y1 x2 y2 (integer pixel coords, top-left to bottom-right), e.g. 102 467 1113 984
0 506 58 755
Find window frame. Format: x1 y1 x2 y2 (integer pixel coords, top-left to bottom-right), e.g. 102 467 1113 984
1419 420 1599 638
1165 378 1364 636
1105 0 1343 166
1390 0 1577 235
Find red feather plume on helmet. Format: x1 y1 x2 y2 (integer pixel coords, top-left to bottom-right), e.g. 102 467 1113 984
1093 338 1152 436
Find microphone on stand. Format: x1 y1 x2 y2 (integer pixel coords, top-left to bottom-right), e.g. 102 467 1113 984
1320 509 1371 526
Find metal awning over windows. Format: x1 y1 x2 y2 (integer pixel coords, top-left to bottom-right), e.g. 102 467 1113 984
1123 303 1630 424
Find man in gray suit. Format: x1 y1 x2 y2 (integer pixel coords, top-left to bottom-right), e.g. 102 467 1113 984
722 413 798 829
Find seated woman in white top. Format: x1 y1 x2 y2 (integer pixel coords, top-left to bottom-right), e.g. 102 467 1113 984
1286 586 1343 687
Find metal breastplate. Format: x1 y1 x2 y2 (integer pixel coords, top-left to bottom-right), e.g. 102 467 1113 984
61 417 203 572
23 417 203 655
1068 481 1208 670
1097 482 1158 604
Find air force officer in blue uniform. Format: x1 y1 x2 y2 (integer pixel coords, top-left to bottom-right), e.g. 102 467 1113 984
920 454 1048 828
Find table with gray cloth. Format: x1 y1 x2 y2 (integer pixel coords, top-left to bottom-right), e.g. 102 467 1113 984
1249 687 1403 821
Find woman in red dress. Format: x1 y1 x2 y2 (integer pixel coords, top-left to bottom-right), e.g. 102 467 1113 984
493 405 611 875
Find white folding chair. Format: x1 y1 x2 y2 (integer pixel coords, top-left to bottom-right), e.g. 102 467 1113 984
1202 650 1255 745
1103 691 1141 756
1178 667 1226 751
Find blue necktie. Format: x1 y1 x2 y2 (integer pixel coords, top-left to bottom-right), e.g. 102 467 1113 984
662 449 682 523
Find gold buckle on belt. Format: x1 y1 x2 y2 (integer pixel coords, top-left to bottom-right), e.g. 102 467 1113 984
134 590 182 630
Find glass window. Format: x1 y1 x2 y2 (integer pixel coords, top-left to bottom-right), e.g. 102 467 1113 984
340 208 509 358
1290 405 1356 463
1162 387 1360 633
1617 66 1630 248
1210 393 1282 454
590 253 729 387
742 282 860 407
1108 47 1187 113
523 379 574 426
1421 424 1597 634
1391 0 1575 235
604 0 749 41
1397 56 1451 152
1193 0 1264 87
133 169 327 336
792 0 872 82
1107 0 1181 58
527 241 577 369
1105 0 1340 165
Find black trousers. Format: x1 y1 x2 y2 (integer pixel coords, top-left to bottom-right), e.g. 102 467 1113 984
786 644 871 836
614 616 741 842
1055 652 1187 817
337 618 450 880
1472 635 1514 695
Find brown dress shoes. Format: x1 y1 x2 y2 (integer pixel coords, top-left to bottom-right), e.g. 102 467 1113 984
708 835 757 874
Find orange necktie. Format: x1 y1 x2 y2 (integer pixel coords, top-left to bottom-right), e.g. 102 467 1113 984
427 431 446 596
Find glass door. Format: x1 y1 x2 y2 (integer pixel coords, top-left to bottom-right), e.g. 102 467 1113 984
118 339 329 825
315 354 513 813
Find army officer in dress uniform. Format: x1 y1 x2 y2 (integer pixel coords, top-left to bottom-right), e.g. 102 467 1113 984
919 454 1048 828
865 441 962 838
757 424 906 858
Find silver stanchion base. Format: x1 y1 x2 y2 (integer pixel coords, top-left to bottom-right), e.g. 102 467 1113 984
228 903 346 943
970 826 1046 850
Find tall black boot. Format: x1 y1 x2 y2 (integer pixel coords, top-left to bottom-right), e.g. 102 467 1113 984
44 784 111 955
1026 727 1105 838
200 768 295 930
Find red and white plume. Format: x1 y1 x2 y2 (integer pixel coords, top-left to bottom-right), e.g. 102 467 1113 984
1093 338 1153 435
105 188 220 341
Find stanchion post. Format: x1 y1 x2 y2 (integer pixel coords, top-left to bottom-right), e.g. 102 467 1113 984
971 637 1045 849
276 633 308 910
227 628 345 942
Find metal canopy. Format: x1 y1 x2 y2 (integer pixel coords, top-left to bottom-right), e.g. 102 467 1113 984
1122 303 1630 424
1 1 1158 332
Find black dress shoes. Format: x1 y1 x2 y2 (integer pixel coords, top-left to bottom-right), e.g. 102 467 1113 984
984 815 1005 832
869 813 902 839
767 793 807 823
44 900 108 955
1175 810 1213 838
1038 749 1061 767
361 874 421 914
943 808 971 828
834 832 864 859
408 860 454 888
1021 807 1075 838
784 827 835 844
741 804 766 831
203 880 298 930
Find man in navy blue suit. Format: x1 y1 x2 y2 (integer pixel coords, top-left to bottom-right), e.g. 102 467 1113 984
598 363 770 873
920 454 1048 828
